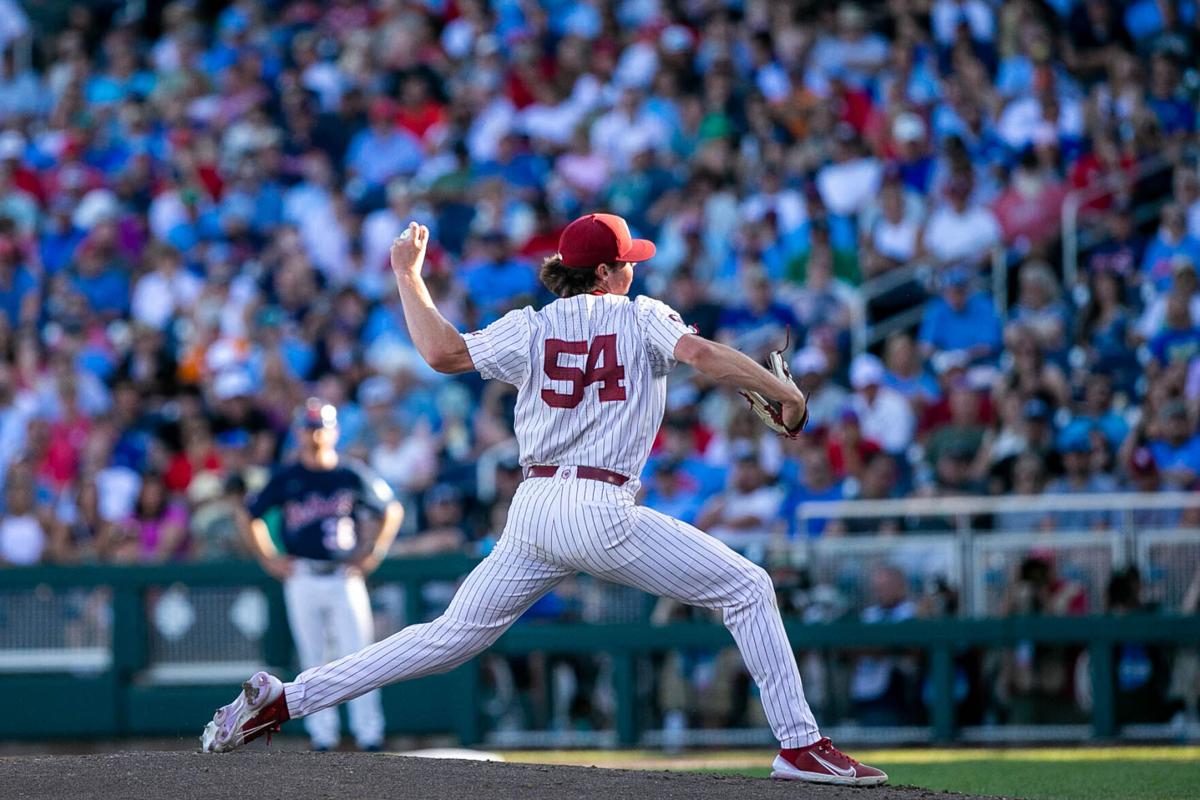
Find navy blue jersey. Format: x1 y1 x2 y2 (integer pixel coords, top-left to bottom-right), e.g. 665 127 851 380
248 460 395 561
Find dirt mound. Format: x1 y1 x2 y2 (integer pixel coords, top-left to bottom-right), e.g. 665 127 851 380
9 750 1012 800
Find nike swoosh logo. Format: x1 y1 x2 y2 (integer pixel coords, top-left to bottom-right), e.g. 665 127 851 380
238 718 278 741
811 752 857 778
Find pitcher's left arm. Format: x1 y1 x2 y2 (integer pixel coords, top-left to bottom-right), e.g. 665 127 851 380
675 334 808 432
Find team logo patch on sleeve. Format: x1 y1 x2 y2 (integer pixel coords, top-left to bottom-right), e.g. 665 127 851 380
666 313 697 333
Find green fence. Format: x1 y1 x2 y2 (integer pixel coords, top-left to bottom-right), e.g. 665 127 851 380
3 558 1199 744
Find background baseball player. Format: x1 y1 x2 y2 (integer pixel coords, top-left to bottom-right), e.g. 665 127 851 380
201 216 887 786
233 399 403 752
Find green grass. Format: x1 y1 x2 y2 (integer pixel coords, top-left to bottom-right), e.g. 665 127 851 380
886 760 1197 800
503 747 1200 800
701 751 1200 800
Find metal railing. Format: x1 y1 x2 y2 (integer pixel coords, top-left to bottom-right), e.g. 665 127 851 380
1136 529 1200 610
854 244 1008 355
808 533 963 612
700 493 1200 616
971 530 1126 616
797 490 1200 524
1061 155 1175 289
789 492 1200 616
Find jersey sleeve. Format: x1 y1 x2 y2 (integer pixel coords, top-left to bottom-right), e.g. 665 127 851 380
462 307 533 386
347 460 396 515
246 471 285 519
636 296 695 376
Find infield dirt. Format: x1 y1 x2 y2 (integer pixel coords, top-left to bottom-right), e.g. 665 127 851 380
7 750 1014 800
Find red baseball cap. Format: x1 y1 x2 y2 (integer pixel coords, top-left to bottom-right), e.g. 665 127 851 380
558 213 656 269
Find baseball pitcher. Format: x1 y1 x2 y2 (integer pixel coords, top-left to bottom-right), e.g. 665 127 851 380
201 214 887 786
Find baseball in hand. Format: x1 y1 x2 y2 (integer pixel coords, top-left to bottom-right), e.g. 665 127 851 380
391 222 429 276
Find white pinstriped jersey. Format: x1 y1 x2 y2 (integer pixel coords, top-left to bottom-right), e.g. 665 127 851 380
463 293 694 478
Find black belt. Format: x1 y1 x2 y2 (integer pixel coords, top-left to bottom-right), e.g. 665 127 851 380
297 560 340 576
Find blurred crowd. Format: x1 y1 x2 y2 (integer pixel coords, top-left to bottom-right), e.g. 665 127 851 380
0 0 1199 587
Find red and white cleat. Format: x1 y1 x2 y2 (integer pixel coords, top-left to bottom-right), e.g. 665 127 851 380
200 672 289 753
771 738 888 786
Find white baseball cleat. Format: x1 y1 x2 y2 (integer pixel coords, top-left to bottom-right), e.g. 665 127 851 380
200 671 289 753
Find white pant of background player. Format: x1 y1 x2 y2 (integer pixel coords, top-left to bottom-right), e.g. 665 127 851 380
284 471 820 748
284 562 384 749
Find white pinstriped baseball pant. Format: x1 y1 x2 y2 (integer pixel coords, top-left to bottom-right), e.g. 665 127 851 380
283 469 821 748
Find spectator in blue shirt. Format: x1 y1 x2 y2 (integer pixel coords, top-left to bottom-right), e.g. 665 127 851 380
1148 293 1200 368
917 265 1003 363
1124 0 1197 44
642 459 706 525
892 112 935 194
1147 53 1195 136
783 449 846 538
345 98 423 190
1044 428 1119 531
883 334 940 410
70 238 130 319
1141 204 1200 290
38 197 85 276
475 131 550 198
84 43 155 105
645 420 727 498
717 271 801 358
459 232 538 324
161 185 223 253
1066 373 1129 451
0 237 37 326
1148 400 1200 489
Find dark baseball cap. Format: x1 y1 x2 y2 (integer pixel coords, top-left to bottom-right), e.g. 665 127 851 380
1023 397 1052 422
1129 446 1158 477
297 398 338 430
654 456 683 474
939 264 972 289
426 483 462 505
558 213 656 269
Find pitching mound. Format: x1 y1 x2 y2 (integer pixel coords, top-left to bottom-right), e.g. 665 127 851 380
9 750 1009 800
